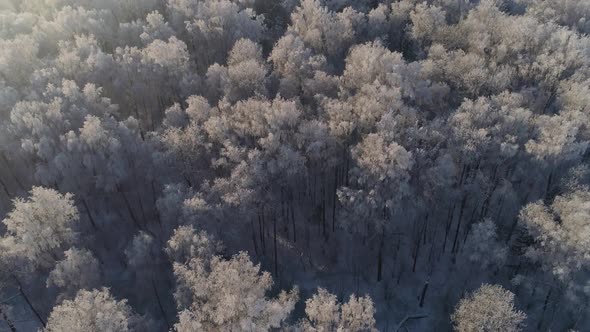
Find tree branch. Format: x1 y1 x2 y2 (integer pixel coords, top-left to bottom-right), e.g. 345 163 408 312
394 314 428 332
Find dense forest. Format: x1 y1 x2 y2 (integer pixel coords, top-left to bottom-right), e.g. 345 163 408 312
0 0 589 331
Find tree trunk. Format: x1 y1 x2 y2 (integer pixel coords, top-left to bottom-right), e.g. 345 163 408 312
152 278 171 330
0 304 17 332
419 278 429 307
151 181 162 227
345 155 350 186
0 153 25 192
377 231 384 282
422 213 429 245
451 195 468 254
312 171 316 204
458 164 468 186
258 211 265 255
281 189 286 225
479 181 498 220
13 277 45 328
463 203 481 244
412 233 421 273
494 195 505 223
506 217 519 243
136 191 148 227
264 207 270 241
322 203 327 241
82 199 98 230
116 185 142 230
537 287 552 330
250 218 259 256
0 177 11 198
290 190 296 243
442 203 456 253
273 215 278 278
332 168 338 232
544 169 554 202
306 217 311 253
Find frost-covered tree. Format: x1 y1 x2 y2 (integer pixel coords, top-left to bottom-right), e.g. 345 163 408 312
288 0 359 60
519 0 590 34
112 36 197 128
0 187 79 268
300 288 340 332
269 32 327 98
518 189 590 304
451 284 526 332
125 231 156 270
215 38 269 103
0 36 40 89
299 288 377 332
409 2 446 50
165 225 223 265
34 6 119 53
9 80 120 189
155 96 217 187
450 93 533 165
525 111 589 166
44 288 141 332
173 252 298 331
338 131 414 280
168 0 265 72
47 247 100 297
462 219 507 269
139 11 175 45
